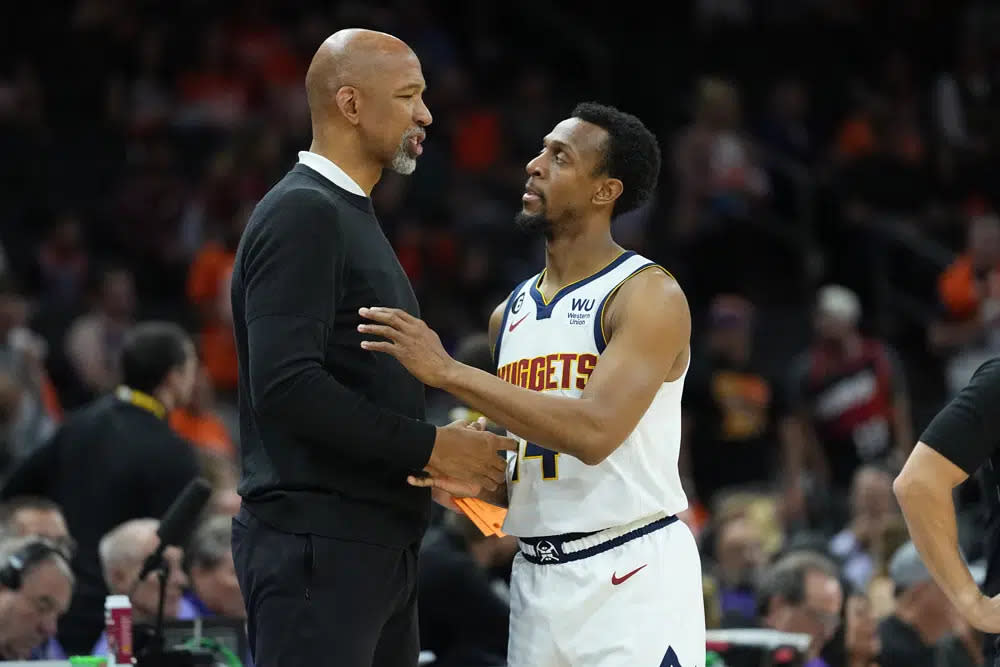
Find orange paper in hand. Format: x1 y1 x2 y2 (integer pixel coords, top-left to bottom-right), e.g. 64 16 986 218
454 497 507 537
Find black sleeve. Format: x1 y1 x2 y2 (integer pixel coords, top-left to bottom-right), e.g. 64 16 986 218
920 358 1000 475
243 189 435 470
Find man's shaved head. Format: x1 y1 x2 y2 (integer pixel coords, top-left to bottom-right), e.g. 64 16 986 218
304 28 432 181
305 29 414 119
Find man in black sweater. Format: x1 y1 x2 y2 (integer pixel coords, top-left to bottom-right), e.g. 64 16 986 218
229 28 512 667
894 358 1000 661
1 322 200 655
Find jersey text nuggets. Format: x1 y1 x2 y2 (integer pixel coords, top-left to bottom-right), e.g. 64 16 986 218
497 352 597 391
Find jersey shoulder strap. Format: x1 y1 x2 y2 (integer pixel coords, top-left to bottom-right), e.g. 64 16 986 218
593 256 672 353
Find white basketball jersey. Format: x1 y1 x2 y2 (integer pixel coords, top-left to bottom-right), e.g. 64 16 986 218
494 251 689 537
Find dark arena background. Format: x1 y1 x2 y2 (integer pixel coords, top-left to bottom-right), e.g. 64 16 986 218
1 1 999 665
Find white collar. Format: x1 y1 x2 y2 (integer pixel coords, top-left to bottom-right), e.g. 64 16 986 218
297 151 367 197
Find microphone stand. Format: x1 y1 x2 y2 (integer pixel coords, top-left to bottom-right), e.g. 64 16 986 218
154 556 168 658
131 552 168 662
135 555 212 666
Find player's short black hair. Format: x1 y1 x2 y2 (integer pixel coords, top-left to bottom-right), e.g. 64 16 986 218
571 102 661 216
120 321 193 393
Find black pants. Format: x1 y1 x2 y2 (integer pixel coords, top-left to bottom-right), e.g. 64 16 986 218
231 506 421 667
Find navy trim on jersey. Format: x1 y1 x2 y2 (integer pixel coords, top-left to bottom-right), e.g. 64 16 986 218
492 278 531 370
519 514 678 564
592 261 660 353
529 251 636 320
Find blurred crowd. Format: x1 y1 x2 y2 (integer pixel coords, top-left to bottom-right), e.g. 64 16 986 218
1 0 1000 664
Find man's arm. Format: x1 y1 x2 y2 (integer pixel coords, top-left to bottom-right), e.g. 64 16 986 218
361 268 690 465
894 445 982 620
245 189 510 486
894 358 1000 633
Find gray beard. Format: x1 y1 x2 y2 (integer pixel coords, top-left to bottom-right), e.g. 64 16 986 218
389 129 420 175
390 147 416 175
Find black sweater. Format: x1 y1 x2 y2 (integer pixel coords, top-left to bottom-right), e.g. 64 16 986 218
231 163 437 547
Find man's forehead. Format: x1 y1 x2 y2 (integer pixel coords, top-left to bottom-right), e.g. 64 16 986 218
15 507 62 525
21 561 71 599
376 51 425 89
546 117 608 157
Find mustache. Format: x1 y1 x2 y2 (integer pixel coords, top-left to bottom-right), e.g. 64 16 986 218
401 127 425 142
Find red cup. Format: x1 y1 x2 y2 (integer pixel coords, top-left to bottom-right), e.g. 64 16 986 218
104 595 133 665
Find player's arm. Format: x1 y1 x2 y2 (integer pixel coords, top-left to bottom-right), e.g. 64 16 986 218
360 268 690 465
893 359 1000 633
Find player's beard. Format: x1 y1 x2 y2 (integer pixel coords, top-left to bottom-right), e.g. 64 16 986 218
389 127 422 175
514 210 555 238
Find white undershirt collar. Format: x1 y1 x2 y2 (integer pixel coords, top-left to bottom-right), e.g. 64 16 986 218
297 151 367 197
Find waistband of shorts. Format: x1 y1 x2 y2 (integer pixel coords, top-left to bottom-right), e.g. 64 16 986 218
517 512 677 565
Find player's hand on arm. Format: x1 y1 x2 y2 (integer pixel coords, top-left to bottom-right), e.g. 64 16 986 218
893 443 1000 631
360 269 690 466
895 359 1000 633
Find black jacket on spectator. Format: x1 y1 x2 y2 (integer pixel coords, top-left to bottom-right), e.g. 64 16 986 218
877 614 935 667
0 392 199 655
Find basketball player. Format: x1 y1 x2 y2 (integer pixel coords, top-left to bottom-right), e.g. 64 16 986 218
359 102 704 666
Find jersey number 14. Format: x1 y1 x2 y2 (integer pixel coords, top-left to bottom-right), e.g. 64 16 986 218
512 441 559 481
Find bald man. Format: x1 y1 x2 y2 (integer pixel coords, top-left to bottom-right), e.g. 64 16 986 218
229 30 514 666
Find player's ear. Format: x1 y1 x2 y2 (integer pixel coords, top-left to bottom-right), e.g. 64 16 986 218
336 86 362 125
593 178 623 207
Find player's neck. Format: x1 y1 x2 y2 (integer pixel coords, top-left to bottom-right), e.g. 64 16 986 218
309 132 381 196
541 230 623 291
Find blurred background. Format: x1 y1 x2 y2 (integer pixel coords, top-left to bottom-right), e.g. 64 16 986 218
2 0 1000 665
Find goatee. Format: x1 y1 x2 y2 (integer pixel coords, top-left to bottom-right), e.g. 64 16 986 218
389 127 422 175
514 211 553 237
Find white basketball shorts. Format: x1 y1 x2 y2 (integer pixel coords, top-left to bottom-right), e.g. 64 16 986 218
508 513 706 667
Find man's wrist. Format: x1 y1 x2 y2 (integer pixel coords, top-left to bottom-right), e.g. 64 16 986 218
955 584 986 615
438 358 466 392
